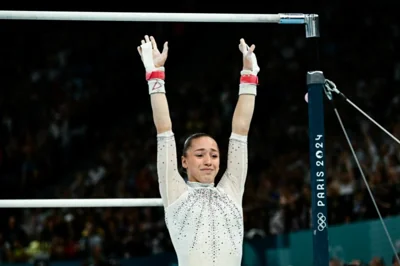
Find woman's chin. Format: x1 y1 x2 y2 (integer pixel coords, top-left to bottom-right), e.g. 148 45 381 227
199 175 215 184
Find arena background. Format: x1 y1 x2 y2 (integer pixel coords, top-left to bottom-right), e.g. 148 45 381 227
0 1 400 266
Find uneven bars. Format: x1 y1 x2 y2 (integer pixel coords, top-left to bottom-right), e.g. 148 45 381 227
0 198 163 208
0 10 309 24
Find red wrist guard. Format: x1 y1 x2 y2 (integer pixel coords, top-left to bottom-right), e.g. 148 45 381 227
146 71 165 81
240 74 258 85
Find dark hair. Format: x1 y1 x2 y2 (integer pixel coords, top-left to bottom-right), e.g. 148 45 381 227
182 132 214 157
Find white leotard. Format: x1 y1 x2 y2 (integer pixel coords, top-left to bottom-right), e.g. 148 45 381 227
157 130 248 266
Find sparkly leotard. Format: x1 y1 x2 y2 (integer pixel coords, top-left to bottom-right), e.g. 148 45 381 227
157 130 248 266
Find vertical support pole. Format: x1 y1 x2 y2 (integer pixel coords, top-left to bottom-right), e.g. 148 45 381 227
305 14 329 266
307 71 329 266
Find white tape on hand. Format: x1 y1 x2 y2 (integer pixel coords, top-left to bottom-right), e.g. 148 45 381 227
240 44 260 75
251 56 260 75
248 45 260 75
140 42 155 73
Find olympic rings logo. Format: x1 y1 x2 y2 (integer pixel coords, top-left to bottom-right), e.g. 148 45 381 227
317 212 327 231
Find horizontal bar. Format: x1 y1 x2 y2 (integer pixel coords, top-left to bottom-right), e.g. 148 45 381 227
0 10 307 24
0 198 163 208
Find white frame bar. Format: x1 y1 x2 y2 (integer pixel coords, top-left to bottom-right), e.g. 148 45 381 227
0 10 284 23
0 198 163 208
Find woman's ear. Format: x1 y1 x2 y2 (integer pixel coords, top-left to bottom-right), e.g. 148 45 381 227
181 155 188 169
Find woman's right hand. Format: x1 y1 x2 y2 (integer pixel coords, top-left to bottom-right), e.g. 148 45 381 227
137 35 169 69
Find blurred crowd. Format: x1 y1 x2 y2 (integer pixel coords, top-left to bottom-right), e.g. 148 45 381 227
1 2 400 265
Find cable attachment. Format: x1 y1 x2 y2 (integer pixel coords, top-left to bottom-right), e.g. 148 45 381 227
323 78 340 100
